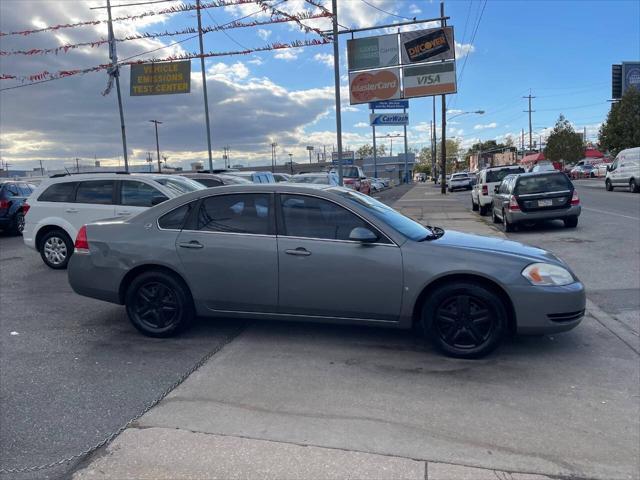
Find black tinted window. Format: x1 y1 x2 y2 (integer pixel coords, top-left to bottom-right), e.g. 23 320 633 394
38 182 78 202
193 178 223 187
75 180 114 205
120 180 164 207
196 194 272 235
158 202 194 230
486 167 524 183
281 194 369 241
515 174 571 195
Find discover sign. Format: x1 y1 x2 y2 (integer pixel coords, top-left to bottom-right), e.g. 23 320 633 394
349 68 401 104
130 60 191 96
402 61 457 98
400 27 455 64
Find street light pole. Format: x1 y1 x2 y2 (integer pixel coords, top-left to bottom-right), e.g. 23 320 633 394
331 0 344 186
149 120 162 173
288 153 293 175
306 146 314 164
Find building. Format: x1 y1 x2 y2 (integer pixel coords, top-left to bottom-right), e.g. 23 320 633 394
361 153 416 183
470 147 517 171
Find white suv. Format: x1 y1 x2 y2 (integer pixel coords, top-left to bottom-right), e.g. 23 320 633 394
23 173 204 269
471 165 525 215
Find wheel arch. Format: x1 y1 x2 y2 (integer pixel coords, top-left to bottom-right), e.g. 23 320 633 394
411 273 517 335
35 224 73 250
118 263 193 305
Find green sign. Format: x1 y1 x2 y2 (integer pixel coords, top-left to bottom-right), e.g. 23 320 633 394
130 61 191 96
347 34 399 71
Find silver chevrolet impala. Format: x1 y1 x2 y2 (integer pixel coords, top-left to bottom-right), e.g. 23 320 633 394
68 184 585 358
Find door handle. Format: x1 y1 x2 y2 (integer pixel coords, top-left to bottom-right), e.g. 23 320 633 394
65 208 79 213
178 241 204 249
285 247 311 256
117 211 131 216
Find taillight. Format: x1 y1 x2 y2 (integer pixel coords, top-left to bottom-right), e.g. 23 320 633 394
21 202 30 215
482 185 488 195
509 195 520 211
0 199 8 209
74 225 90 253
570 190 580 206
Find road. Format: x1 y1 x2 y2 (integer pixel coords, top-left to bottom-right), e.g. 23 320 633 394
1 181 638 480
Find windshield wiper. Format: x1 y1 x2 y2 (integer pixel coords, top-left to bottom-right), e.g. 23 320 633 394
419 225 445 241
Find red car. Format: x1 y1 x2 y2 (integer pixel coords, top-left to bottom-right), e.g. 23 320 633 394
337 166 371 195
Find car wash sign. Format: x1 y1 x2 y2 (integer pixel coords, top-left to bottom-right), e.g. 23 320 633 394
403 61 457 98
130 60 191 96
370 112 409 126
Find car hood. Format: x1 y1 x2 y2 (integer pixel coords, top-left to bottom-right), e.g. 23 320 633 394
432 230 561 264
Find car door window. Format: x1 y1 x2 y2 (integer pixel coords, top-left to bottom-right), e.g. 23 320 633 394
75 180 115 205
280 194 370 241
120 180 166 207
5 184 18 197
158 201 195 230
196 193 273 235
18 183 32 196
38 182 78 202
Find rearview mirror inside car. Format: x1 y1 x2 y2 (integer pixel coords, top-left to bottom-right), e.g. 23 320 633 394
151 195 168 206
349 227 378 243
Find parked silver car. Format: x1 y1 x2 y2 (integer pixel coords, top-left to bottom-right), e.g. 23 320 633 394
68 184 585 358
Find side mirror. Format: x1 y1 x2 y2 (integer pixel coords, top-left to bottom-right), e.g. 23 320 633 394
349 227 378 243
360 176 367 180
606 165 611 172
151 195 168 206
494 185 500 193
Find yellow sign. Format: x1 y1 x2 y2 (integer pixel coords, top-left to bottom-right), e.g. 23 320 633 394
130 61 191 96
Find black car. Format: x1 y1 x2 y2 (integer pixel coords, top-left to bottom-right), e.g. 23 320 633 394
0 180 35 235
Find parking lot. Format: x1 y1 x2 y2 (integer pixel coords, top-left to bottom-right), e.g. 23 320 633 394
1 181 639 480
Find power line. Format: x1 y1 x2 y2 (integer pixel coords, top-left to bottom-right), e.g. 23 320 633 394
359 0 414 21
205 8 249 50
90 0 183 9
457 0 487 86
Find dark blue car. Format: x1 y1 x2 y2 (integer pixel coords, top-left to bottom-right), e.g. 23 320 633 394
0 180 34 235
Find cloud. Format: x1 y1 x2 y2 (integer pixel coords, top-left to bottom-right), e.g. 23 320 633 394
257 29 272 41
409 4 422 14
455 42 475 59
314 53 334 68
354 122 369 128
474 122 498 130
274 50 299 61
207 62 250 81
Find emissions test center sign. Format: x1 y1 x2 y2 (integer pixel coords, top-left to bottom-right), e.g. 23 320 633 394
130 61 191 96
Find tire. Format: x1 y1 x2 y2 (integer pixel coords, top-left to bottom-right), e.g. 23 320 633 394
39 229 73 269
9 212 25 236
472 197 479 211
421 282 507 358
492 206 501 223
479 203 489 216
630 179 639 193
502 209 515 232
605 179 613 191
564 216 578 228
125 270 194 338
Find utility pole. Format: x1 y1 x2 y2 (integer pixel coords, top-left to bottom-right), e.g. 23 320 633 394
150 120 162 173
372 106 378 178
439 1 447 194
331 0 344 186
106 0 129 172
521 128 525 155
403 105 409 183
196 0 213 172
583 126 587 145
146 152 153 172
523 92 535 151
75 158 80 173
288 153 293 175
432 97 437 182
222 145 230 168
306 145 314 164
162 155 168 169
271 142 277 172
39 159 44 175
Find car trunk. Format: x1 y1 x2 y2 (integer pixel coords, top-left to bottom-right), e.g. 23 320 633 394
515 190 572 212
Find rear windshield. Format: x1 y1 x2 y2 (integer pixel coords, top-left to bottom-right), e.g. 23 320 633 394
515 174 572 195
343 167 360 178
486 167 524 183
154 177 204 195
451 174 468 179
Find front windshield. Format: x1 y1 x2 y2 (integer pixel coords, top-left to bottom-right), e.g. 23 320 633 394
154 176 205 195
330 188 432 241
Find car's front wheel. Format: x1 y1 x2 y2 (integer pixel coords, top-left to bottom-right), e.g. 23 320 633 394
421 282 507 358
629 179 639 193
125 270 194 337
471 197 479 211
39 229 73 269
606 179 613 191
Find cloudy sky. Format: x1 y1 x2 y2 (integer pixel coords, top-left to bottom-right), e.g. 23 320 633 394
0 0 638 172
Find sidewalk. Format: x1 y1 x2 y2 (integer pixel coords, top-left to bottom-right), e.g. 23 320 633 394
72 184 557 480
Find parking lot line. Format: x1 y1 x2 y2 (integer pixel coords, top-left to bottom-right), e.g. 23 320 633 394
581 207 639 220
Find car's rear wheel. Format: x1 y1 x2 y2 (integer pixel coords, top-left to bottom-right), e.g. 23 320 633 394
605 179 613 191
479 203 489 216
472 197 479 211
39 229 73 269
629 179 639 193
125 270 194 337
502 209 515 232
421 282 507 358
492 206 500 223
564 216 578 228
9 212 25 235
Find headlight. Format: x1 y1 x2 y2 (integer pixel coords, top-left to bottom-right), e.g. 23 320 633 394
521 263 574 286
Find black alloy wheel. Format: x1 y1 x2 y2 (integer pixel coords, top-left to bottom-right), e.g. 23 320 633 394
422 282 507 358
126 271 194 337
630 179 639 193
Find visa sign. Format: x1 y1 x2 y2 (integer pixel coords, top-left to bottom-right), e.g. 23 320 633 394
370 113 409 126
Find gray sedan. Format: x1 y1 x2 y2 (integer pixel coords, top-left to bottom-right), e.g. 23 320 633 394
68 184 585 358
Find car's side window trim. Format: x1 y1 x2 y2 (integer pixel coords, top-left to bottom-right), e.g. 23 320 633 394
157 199 197 231
275 192 396 246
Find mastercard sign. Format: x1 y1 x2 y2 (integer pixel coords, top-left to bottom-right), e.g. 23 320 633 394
349 68 401 105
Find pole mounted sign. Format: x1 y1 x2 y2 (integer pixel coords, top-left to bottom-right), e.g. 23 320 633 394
130 60 191 96
347 34 399 71
400 27 455 64
370 113 409 126
369 100 409 109
349 68 401 104
611 62 640 99
402 61 457 98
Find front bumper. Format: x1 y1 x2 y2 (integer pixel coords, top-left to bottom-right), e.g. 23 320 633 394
507 205 581 223
511 281 586 335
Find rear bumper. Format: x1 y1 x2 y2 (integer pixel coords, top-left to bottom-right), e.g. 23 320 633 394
507 205 581 223
511 282 586 335
68 253 122 304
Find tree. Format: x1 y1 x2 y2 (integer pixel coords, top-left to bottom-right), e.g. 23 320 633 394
544 115 583 164
356 144 386 158
599 87 640 156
